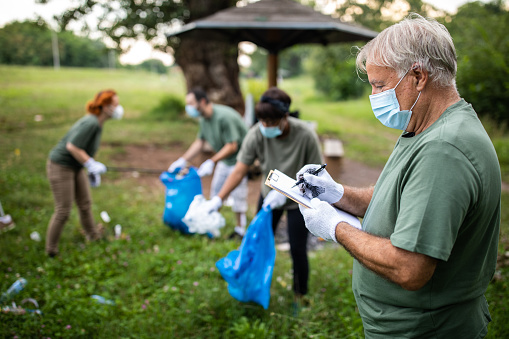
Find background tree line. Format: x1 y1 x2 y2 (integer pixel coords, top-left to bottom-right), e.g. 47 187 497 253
0 20 169 73
0 21 112 68
2 0 508 123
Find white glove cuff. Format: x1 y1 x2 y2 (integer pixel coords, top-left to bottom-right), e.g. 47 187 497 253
84 158 94 169
211 196 223 210
328 222 339 243
335 183 345 203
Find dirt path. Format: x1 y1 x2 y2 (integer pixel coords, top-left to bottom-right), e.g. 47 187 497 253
107 144 383 209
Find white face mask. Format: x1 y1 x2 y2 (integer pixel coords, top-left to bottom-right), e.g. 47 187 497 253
369 69 421 131
111 105 124 120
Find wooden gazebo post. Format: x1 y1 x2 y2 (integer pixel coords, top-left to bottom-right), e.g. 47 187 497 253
267 29 280 88
267 53 278 88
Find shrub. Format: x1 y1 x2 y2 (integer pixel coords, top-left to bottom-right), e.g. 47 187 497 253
309 44 369 101
147 95 185 121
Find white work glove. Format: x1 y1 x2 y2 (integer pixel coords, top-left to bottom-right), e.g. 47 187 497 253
168 157 187 173
84 158 107 175
299 198 342 243
262 190 287 210
202 196 223 214
296 164 344 204
88 173 101 188
197 159 215 177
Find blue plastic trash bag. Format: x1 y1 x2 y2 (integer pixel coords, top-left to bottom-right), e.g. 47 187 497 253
159 167 202 234
216 206 276 309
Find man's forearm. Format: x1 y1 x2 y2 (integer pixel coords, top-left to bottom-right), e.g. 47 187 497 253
334 186 374 217
211 142 237 163
182 139 203 161
335 223 437 291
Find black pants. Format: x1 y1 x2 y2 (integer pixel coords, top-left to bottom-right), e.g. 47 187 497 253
257 196 309 296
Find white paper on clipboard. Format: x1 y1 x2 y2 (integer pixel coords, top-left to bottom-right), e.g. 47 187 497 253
265 169 313 208
265 169 362 230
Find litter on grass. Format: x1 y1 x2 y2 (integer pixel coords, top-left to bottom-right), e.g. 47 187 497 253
91 295 115 305
30 231 41 242
100 211 111 223
182 195 225 237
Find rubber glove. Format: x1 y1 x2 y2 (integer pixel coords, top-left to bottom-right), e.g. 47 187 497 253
298 198 342 243
168 157 187 173
88 173 101 188
296 164 344 204
202 196 222 214
197 159 215 177
84 158 107 175
262 190 287 209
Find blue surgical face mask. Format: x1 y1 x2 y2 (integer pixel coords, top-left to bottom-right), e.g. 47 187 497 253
185 105 200 118
369 69 421 131
259 121 283 138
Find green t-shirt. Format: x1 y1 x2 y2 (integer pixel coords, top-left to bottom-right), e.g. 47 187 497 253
352 100 501 338
238 117 323 209
198 104 247 166
49 114 102 169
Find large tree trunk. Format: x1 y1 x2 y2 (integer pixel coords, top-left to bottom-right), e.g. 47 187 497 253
174 0 245 114
175 40 244 114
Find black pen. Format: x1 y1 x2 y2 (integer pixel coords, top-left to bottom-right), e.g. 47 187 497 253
292 164 327 188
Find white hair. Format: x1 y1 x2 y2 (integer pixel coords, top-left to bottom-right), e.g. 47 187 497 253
356 13 457 88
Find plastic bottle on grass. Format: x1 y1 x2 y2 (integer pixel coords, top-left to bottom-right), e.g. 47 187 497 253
114 224 122 239
1 306 42 315
0 278 27 303
91 295 115 305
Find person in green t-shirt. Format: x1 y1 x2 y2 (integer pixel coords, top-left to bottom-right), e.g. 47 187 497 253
297 14 501 338
46 89 124 257
202 87 323 305
168 88 249 238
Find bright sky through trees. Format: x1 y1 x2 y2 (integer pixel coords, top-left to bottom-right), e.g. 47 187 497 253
0 0 494 66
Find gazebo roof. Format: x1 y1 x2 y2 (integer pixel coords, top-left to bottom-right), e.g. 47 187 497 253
167 0 377 53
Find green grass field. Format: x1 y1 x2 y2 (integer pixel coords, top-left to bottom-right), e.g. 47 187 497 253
1 65 508 338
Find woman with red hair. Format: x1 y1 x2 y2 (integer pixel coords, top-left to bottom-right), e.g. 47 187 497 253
45 89 123 257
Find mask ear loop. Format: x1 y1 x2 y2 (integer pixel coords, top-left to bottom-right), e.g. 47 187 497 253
409 91 421 112
394 68 412 90
408 64 422 112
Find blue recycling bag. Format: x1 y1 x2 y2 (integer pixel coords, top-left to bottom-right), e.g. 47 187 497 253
216 206 276 309
159 168 202 234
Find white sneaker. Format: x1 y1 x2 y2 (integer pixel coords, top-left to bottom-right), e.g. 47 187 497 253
234 226 245 236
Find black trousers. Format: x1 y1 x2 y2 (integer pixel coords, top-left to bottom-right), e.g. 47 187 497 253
257 195 309 296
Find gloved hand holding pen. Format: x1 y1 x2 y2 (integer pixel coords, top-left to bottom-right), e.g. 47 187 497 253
296 164 344 204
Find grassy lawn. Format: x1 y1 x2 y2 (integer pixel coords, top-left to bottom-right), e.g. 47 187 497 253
0 66 508 338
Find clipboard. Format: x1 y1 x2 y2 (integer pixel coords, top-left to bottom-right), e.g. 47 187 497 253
265 169 313 208
265 169 362 230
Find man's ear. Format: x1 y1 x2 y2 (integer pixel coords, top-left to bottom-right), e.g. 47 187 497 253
411 64 428 91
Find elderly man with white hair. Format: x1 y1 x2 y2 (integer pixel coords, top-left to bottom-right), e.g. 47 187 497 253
297 14 501 337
